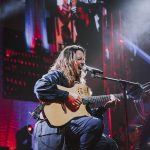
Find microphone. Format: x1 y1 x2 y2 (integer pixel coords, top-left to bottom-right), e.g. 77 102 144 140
29 104 44 120
82 64 103 74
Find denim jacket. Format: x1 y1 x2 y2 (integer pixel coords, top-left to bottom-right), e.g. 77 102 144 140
34 70 107 120
34 70 69 102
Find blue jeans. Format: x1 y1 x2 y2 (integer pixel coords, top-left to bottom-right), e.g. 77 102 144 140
33 117 118 150
65 116 104 150
33 116 103 150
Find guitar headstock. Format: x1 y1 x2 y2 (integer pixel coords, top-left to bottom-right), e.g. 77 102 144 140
142 82 150 94
127 82 150 103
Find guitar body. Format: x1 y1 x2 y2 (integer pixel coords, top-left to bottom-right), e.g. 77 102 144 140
43 103 89 127
37 81 146 127
42 83 135 127
43 83 92 127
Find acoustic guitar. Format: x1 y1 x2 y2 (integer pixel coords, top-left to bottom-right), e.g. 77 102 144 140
42 83 128 127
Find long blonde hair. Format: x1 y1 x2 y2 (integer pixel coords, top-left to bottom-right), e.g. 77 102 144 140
50 45 86 86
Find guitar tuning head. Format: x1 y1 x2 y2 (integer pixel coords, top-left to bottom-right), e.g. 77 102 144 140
142 82 150 94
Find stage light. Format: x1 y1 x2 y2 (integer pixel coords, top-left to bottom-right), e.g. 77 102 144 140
119 39 124 43
5 49 11 57
108 134 111 138
16 124 33 149
123 37 150 64
0 0 25 20
105 48 110 60
27 125 33 134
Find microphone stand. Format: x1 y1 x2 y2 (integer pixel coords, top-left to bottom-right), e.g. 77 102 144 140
91 73 141 150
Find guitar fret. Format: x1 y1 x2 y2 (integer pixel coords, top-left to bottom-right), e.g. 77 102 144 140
108 95 110 101
104 95 107 102
82 93 124 105
96 97 99 105
101 96 104 105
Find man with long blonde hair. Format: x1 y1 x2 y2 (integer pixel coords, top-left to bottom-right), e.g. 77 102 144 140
33 45 118 150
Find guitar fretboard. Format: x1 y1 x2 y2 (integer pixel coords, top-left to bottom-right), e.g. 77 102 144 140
82 94 124 106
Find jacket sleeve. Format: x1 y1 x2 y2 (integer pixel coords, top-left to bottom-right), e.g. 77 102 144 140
34 70 69 102
86 104 107 120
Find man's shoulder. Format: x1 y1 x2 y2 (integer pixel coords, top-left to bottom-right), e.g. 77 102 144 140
45 70 63 77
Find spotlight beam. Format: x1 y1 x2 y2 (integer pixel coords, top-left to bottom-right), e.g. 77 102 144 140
0 0 25 20
123 37 150 64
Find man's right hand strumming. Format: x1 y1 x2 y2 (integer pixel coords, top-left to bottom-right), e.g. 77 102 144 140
66 94 82 112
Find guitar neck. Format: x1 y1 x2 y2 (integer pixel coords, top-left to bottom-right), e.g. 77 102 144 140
82 93 124 106
57 84 126 106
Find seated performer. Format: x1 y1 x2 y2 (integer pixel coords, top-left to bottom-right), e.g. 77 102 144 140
33 45 119 150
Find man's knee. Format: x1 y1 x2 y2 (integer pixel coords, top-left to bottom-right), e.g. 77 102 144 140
94 134 118 150
88 118 104 132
